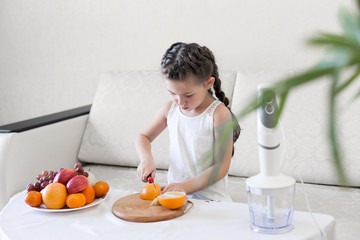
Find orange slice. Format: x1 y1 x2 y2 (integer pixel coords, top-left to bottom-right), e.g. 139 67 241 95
157 191 187 209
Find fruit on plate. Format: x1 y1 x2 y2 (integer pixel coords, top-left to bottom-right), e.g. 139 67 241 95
93 181 110 198
140 177 161 200
86 171 97 186
25 164 110 209
66 175 89 194
42 182 67 209
54 168 78 185
81 185 96 204
25 191 43 207
66 193 87 208
156 191 187 209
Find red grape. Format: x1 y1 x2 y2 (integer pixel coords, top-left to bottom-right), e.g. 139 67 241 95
41 181 49 189
34 182 41 191
26 184 35 192
40 176 46 183
76 167 84 175
45 175 52 181
74 163 81 169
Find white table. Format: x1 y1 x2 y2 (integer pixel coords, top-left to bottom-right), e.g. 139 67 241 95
0 189 335 240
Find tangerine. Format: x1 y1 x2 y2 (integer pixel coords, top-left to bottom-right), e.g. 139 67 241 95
42 182 67 209
93 181 110 198
25 191 43 207
81 185 95 204
157 191 187 209
139 182 161 200
66 193 86 208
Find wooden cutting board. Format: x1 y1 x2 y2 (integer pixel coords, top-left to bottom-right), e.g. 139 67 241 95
112 193 192 222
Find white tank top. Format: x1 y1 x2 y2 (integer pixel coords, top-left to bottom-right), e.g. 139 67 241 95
167 100 232 202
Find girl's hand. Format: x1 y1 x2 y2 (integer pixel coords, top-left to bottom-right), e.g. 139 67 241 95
137 160 156 182
161 182 187 194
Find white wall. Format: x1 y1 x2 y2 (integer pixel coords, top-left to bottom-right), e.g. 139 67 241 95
0 0 355 125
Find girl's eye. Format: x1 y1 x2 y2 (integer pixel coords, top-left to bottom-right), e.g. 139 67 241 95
185 95 193 98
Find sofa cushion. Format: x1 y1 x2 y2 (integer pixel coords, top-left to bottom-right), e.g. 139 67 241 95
78 70 237 169
230 70 360 187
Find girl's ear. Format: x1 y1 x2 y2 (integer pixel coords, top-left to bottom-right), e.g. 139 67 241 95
206 77 215 89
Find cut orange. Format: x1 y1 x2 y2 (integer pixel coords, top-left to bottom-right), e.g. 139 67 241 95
140 183 161 200
157 191 187 209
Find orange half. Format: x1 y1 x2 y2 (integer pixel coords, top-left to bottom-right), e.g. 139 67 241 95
157 191 187 209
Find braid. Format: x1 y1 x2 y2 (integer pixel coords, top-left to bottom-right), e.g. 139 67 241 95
202 46 241 154
203 47 230 107
161 42 241 155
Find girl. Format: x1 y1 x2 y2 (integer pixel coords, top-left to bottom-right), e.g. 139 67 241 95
136 42 240 201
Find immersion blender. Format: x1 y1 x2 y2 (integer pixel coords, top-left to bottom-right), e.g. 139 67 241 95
246 83 296 234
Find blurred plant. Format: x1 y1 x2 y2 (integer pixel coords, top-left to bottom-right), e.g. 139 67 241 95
237 1 360 185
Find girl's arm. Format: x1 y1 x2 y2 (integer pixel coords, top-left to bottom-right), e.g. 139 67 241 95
136 100 172 182
161 104 233 194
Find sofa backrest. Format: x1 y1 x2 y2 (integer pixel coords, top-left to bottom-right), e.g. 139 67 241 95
78 70 237 170
79 70 360 187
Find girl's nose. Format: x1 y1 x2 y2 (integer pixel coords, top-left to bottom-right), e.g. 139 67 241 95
178 96 185 106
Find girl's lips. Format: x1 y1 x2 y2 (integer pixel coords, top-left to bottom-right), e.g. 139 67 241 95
181 106 188 110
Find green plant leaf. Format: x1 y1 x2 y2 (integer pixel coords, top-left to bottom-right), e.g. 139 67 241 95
274 91 288 127
339 8 360 43
321 46 353 68
275 65 335 94
329 71 347 185
309 32 357 49
206 115 234 187
237 95 260 119
335 66 360 95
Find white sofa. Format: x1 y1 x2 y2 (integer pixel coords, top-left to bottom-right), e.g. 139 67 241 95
1 70 360 239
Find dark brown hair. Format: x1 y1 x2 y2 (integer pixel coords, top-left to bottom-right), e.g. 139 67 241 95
161 42 241 155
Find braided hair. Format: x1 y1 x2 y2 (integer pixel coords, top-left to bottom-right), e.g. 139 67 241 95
161 42 241 155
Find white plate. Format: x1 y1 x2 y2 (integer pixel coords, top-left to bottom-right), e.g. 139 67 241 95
29 193 109 212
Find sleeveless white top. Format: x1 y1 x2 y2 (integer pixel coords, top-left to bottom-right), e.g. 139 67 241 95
167 100 232 202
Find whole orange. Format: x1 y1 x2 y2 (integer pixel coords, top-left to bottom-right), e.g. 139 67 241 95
25 191 43 207
157 191 187 209
66 193 86 208
93 181 110 198
139 183 161 200
42 182 67 209
81 185 95 204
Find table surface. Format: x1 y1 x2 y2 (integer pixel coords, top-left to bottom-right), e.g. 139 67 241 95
0 189 335 240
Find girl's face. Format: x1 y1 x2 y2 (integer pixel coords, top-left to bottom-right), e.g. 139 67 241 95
165 75 214 115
